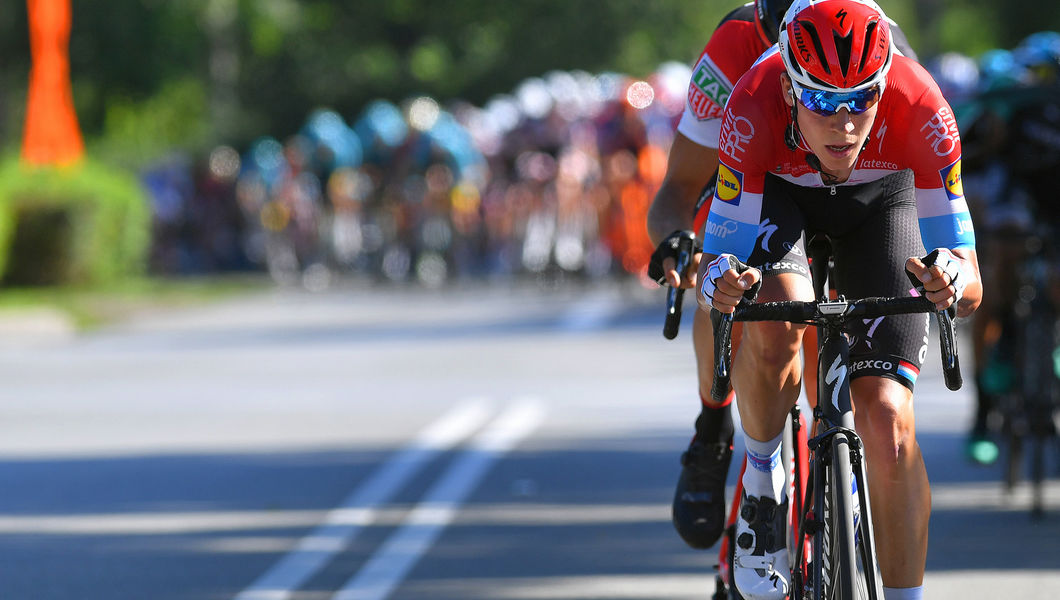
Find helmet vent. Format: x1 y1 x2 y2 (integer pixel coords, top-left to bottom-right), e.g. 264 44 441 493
834 31 853 77
858 21 878 76
798 20 830 75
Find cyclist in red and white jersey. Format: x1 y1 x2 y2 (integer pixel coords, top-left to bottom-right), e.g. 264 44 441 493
694 1 982 599
647 0 917 552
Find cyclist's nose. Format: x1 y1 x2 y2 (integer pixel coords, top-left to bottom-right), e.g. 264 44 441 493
834 108 855 133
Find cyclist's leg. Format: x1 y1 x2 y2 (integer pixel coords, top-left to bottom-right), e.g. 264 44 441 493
670 307 742 549
827 170 929 592
730 272 812 600
851 376 929 590
730 175 815 600
733 172 815 450
733 273 813 447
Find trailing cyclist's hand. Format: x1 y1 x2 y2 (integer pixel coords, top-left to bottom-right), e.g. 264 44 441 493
648 230 702 288
697 253 761 314
905 248 971 312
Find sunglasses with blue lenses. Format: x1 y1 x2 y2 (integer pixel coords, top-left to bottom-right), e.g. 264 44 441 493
794 84 881 117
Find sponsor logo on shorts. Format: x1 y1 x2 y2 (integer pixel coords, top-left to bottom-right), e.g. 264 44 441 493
939 159 963 200
716 165 743 205
851 359 895 371
849 358 921 386
762 260 809 275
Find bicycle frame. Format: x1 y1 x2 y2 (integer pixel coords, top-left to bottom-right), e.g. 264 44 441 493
797 313 882 599
709 286 961 599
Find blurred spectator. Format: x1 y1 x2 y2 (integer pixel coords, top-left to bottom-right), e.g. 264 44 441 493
139 61 697 290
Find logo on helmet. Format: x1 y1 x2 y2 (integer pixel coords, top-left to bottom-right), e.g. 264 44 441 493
792 22 813 64
835 8 848 29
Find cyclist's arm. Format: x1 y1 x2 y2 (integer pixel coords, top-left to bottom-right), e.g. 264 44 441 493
648 133 719 245
895 58 982 317
950 247 983 317
647 133 718 288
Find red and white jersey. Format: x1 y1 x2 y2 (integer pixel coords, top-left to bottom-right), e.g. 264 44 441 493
677 3 918 150
677 4 766 148
701 50 975 260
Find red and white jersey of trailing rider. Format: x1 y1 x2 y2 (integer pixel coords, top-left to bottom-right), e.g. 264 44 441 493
677 3 917 150
700 49 975 260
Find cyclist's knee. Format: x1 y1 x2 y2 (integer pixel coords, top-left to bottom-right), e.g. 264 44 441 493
744 322 803 371
852 377 917 467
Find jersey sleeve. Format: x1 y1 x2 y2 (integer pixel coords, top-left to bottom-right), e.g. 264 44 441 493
676 19 764 148
701 100 773 261
903 74 976 251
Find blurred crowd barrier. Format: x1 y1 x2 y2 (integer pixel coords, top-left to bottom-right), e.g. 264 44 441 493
141 63 693 290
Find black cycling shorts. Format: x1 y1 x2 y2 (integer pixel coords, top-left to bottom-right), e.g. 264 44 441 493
745 169 930 391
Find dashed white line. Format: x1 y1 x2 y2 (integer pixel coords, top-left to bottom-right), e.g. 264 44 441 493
331 399 547 600
233 399 494 600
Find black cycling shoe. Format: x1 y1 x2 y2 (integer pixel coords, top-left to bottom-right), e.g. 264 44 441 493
672 438 733 549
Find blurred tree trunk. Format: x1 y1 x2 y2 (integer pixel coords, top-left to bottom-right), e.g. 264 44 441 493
21 0 83 166
914 0 944 58
206 0 240 142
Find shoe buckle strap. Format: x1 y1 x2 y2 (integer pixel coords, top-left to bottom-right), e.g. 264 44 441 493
734 553 779 574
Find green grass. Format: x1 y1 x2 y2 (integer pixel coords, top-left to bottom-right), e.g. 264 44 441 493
0 274 271 330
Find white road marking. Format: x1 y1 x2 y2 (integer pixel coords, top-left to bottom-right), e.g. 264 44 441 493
232 399 493 600
331 400 547 600
558 290 623 332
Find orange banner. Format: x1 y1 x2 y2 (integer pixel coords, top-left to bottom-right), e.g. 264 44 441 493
21 0 84 166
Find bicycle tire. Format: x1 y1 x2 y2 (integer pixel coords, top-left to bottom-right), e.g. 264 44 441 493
822 435 880 600
809 450 833 599
852 454 885 600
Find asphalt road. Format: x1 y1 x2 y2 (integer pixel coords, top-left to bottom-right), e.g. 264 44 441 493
0 279 1057 600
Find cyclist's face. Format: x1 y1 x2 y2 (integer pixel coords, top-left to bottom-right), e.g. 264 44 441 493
782 75 878 181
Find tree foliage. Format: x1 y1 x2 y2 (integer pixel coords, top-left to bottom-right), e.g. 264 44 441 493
0 0 1057 165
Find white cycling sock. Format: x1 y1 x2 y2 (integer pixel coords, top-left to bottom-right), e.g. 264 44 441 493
883 585 923 600
741 430 786 502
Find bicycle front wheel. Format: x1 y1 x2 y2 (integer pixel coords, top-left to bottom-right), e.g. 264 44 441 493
824 435 881 600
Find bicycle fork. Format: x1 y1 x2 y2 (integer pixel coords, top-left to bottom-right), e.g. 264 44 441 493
793 325 883 599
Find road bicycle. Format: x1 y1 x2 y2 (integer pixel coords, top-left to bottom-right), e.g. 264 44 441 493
705 250 963 600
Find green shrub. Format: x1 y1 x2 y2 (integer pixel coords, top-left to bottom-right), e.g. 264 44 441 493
0 158 151 286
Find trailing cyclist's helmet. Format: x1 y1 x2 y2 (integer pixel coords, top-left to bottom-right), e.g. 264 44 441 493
778 0 893 93
754 0 793 45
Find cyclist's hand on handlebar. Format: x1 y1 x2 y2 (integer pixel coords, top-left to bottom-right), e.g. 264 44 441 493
905 248 970 312
649 230 702 288
697 253 761 314
659 252 702 288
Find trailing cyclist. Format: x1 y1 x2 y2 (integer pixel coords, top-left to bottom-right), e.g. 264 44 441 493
646 0 917 551
694 1 982 599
